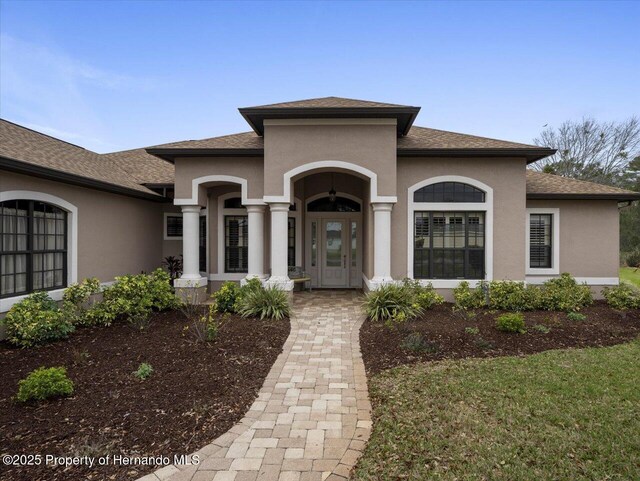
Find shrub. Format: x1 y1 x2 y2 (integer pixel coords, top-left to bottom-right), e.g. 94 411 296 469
62 278 102 326
185 305 227 342
538 273 593 312
464 326 480 335
363 283 422 325
495 312 526 333
133 363 153 380
401 332 438 353
567 311 587 322
162 255 183 281
602 283 640 310
212 281 241 313
626 249 640 268
453 281 487 310
2 292 74 347
237 285 290 320
488 281 540 311
232 278 263 312
16 367 74 403
532 324 551 334
402 279 445 310
94 269 181 327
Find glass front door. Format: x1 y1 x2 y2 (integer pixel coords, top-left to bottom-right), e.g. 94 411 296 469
321 219 348 287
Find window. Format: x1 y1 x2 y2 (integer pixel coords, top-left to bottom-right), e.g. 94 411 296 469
529 213 552 268
288 217 296 267
165 215 182 238
414 212 485 279
199 216 207 272
307 196 360 212
224 197 243 209
1 200 67 298
414 182 485 203
225 215 248 273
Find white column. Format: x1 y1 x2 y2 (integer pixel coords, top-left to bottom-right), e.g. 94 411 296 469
372 202 394 285
266 202 294 290
246 205 266 281
175 205 207 288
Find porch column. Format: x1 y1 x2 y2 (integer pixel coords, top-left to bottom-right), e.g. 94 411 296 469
245 205 266 281
266 202 294 290
174 205 207 301
371 202 394 286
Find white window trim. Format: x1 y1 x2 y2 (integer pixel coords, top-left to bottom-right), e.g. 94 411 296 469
526 207 560 275
0 191 78 313
164 212 183 240
406 176 494 289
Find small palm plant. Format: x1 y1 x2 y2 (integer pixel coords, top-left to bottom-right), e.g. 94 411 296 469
236 285 290 320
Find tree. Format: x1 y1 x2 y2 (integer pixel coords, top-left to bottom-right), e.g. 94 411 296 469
531 117 640 186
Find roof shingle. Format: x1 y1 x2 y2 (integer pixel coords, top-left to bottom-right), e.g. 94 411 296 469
242 96 414 110
526 170 640 199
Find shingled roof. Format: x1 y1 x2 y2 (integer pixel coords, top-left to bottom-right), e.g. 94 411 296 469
242 96 414 109
526 170 640 200
0 120 161 199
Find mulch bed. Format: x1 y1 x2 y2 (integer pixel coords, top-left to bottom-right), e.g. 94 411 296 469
360 301 640 375
0 310 290 481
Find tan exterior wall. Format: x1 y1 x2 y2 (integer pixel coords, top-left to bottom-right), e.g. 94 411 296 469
526 199 620 278
394 157 528 281
263 122 397 198
1 170 163 283
174 156 265 204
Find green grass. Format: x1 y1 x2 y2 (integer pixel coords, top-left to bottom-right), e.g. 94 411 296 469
353 341 640 481
620 267 640 288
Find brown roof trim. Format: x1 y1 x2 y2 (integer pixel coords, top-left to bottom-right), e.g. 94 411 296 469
398 148 556 162
238 106 421 137
0 156 164 202
527 192 640 201
146 148 264 163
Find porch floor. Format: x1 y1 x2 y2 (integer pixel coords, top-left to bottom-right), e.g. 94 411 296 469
141 290 371 481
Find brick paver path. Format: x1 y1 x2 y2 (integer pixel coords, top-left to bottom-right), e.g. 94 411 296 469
140 290 371 481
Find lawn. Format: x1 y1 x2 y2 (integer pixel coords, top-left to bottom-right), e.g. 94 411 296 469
353 341 640 481
620 266 640 288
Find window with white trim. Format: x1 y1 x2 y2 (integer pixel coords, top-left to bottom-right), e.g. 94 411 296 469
529 213 553 269
165 215 182 238
1 200 67 298
225 215 248 273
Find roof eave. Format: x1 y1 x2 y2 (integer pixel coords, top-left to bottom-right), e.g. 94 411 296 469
526 192 640 201
146 148 265 163
0 156 164 202
238 106 421 136
398 148 556 162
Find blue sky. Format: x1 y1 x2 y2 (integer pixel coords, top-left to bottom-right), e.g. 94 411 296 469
1 0 638 153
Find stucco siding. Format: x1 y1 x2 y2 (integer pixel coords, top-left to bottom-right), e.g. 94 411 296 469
394 157 528 281
526 199 620 278
1 170 163 283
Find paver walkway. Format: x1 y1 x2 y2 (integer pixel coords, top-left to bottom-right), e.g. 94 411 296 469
140 290 371 481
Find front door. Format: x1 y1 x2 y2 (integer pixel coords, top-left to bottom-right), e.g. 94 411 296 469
321 219 348 287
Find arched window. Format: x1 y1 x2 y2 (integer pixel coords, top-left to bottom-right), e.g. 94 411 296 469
307 196 361 212
413 182 485 203
1 200 68 298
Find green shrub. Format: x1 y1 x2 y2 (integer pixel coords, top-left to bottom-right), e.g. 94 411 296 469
401 332 438 353
237 285 290 320
62 278 101 326
212 281 241 313
495 312 526 333
16 367 74 403
567 311 587 321
133 363 153 380
2 292 74 347
626 249 640 268
232 278 263 312
538 273 593 312
402 279 445 310
488 281 540 311
453 281 487 310
363 283 422 325
464 326 480 335
185 305 226 342
602 283 640 310
532 324 551 334
95 269 181 326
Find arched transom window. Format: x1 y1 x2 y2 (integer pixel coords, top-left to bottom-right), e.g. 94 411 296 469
414 182 485 203
307 196 361 212
1 200 67 298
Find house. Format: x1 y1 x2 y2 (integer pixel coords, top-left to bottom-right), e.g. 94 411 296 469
2 96 639 311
